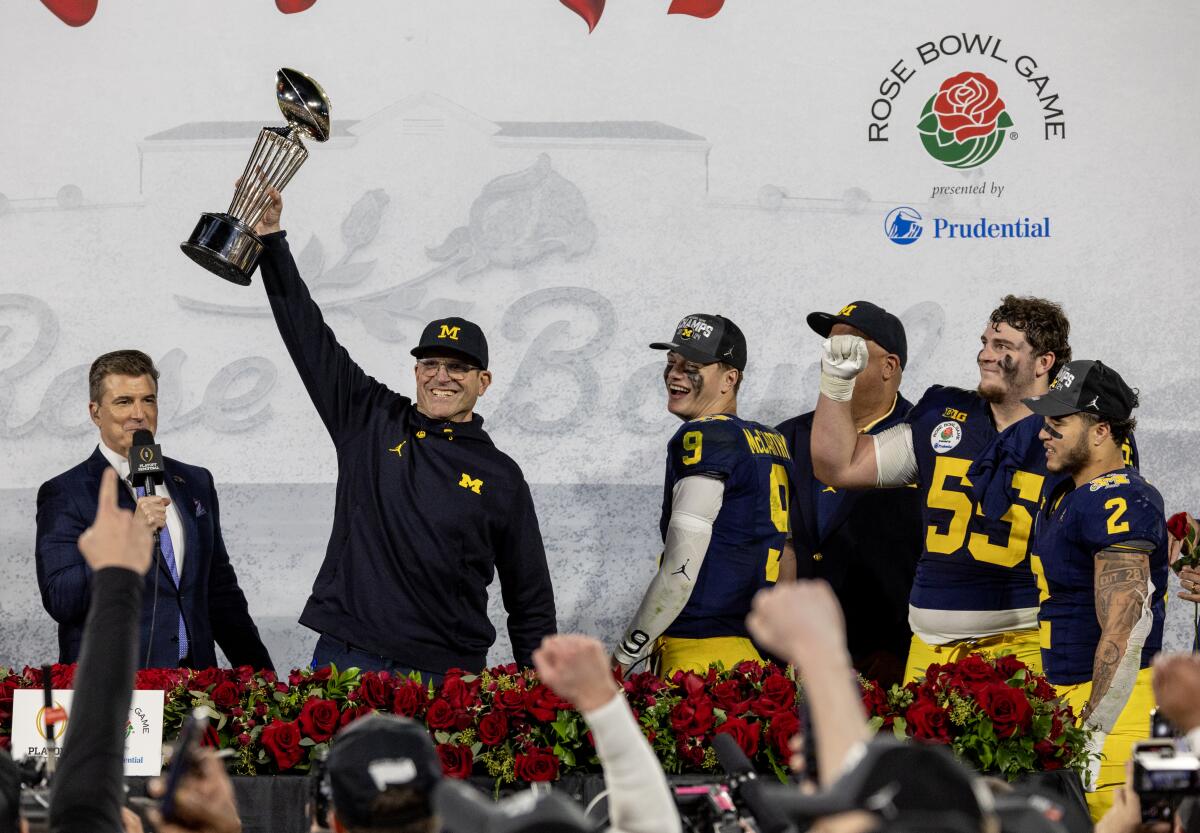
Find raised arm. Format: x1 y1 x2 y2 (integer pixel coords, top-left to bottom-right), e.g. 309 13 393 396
254 189 400 443
612 475 724 674
811 336 882 488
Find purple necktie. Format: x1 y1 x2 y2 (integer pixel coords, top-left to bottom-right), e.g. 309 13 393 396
136 486 188 661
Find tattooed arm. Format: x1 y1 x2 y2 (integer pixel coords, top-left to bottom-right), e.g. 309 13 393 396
1083 546 1153 728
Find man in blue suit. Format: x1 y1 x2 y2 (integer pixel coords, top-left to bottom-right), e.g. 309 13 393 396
35 349 273 670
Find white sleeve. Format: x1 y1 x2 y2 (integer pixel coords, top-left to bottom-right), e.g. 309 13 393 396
585 694 682 833
613 475 724 668
872 422 919 487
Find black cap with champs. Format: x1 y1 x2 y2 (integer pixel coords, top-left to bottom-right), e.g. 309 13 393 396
326 714 443 829
1022 360 1138 420
806 300 908 369
650 313 747 371
410 316 489 369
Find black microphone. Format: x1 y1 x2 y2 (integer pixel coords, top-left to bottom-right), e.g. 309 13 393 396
712 733 797 833
127 429 165 495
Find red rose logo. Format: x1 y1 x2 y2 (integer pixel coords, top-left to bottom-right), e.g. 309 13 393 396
514 747 560 782
298 697 341 743
917 71 1013 169
978 683 1033 739
477 711 509 747
261 720 304 770
436 743 474 779
715 716 761 759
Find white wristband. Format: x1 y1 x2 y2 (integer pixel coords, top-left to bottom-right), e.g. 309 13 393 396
820 372 856 402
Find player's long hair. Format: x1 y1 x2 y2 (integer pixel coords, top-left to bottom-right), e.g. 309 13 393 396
988 295 1071 377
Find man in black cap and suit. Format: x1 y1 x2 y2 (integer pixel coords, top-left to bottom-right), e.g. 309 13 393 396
776 301 922 688
253 189 556 681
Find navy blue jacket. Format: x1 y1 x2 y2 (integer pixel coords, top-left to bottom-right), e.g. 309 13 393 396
258 232 557 672
777 397 922 670
35 448 273 670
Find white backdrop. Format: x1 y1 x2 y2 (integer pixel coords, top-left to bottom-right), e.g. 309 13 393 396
2 1 1198 670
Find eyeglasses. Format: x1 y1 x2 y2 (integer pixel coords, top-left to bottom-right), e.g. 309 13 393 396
416 358 479 380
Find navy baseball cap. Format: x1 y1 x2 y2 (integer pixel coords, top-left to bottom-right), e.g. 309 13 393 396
650 313 747 371
411 317 488 369
1023 360 1138 420
807 301 908 369
327 714 442 829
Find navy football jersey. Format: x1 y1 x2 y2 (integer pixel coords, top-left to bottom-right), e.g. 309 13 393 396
907 386 1049 615
660 414 793 639
1032 469 1168 685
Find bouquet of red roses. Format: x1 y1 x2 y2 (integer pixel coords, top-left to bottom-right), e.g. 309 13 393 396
860 653 1092 779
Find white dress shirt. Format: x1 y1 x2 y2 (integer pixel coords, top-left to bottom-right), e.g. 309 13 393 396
97 443 186 575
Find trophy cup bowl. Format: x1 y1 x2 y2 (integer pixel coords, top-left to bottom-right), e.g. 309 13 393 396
181 68 331 285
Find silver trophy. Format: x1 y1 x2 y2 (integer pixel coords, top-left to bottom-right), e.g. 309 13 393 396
181 68 331 285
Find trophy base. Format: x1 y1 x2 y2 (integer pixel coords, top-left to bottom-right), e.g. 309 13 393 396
180 213 264 286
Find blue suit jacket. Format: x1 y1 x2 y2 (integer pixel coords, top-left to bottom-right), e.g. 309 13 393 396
35 447 274 670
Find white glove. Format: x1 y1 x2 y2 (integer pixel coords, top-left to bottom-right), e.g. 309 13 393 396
819 335 869 401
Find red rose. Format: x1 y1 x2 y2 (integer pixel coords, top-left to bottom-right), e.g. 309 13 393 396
514 747 559 782
136 669 182 690
50 665 75 689
199 725 221 748
340 704 374 727
1032 677 1058 702
670 697 716 736
766 712 800 759
676 735 705 767
860 682 889 718
426 699 457 729
993 655 1028 681
931 72 1007 143
905 696 950 742
441 676 479 711
494 689 526 715
1168 512 1191 541
1035 740 1064 771
210 681 241 710
954 655 996 684
733 660 765 683
298 697 341 743
392 680 429 718
436 743 474 779
978 683 1033 739
261 720 304 770
524 684 567 722
711 680 751 716
191 668 224 689
715 716 761 758
357 673 392 709
674 670 713 699
477 711 509 746
750 675 797 719
0 736 10 751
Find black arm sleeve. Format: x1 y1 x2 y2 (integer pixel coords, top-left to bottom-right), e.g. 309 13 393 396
496 481 557 667
258 230 403 444
49 567 143 833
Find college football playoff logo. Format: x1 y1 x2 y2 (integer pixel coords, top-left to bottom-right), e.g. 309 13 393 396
917 71 1013 169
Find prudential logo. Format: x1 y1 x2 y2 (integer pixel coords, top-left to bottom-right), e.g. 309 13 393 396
885 207 923 245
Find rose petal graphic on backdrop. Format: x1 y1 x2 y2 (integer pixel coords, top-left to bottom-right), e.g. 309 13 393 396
40 0 98 26
559 0 604 32
427 153 596 282
667 0 725 19
276 0 318 13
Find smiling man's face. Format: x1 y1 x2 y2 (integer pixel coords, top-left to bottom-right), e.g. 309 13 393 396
413 350 491 423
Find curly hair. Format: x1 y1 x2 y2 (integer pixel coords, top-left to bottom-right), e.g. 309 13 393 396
988 295 1071 376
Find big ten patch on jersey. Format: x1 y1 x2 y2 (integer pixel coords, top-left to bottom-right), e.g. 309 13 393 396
660 415 794 638
1030 469 1168 683
906 386 1047 611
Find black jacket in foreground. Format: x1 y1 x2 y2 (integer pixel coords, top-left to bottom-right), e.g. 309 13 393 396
50 567 142 833
259 231 557 672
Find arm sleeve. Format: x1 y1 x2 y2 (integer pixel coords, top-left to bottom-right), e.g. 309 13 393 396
49 567 144 833
584 695 682 833
203 471 275 671
496 480 557 667
35 480 93 627
258 231 402 444
613 476 724 668
872 423 919 487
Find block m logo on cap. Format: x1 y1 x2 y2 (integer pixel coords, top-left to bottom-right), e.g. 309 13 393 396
438 325 461 341
838 304 858 317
